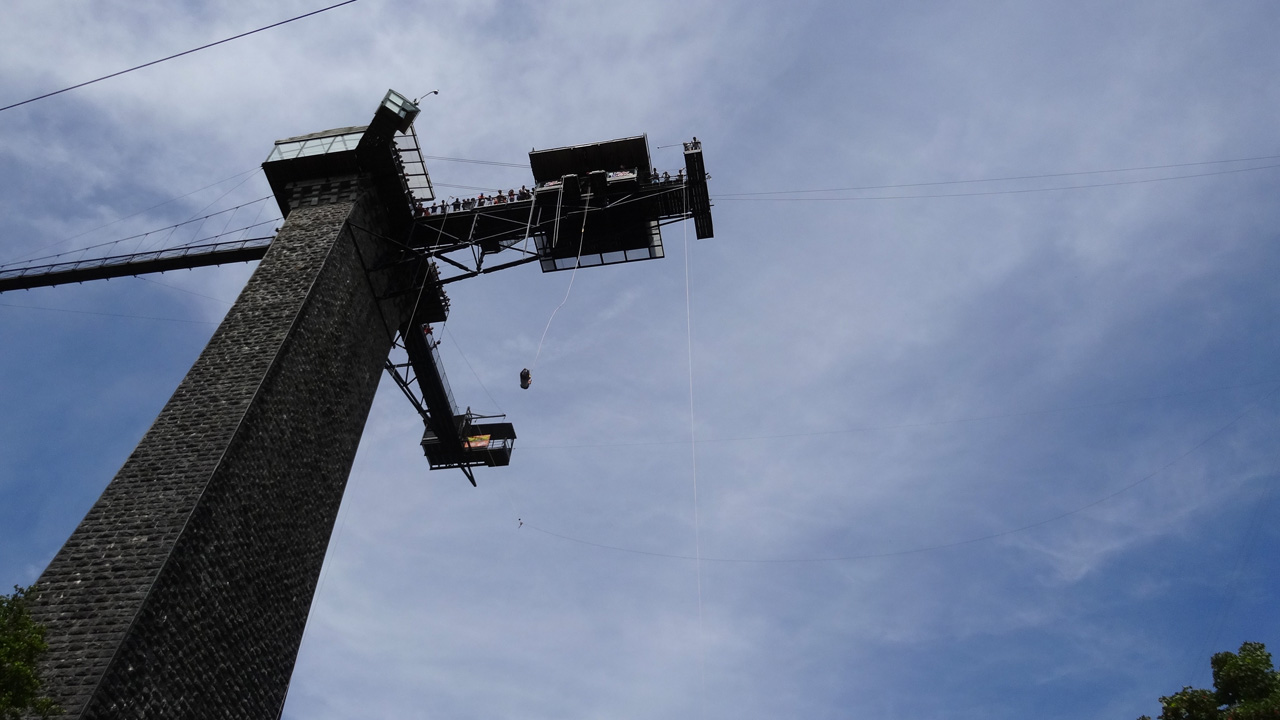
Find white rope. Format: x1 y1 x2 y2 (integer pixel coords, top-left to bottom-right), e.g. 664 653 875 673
682 178 707 715
530 195 590 370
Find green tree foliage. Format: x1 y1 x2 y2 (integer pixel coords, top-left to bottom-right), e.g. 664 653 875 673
1140 642 1280 720
0 586 58 719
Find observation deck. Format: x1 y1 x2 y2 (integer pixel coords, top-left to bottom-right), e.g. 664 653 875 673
410 135 713 273
406 324 516 475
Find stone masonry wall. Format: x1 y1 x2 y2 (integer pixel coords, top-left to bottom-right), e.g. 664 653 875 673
29 190 408 719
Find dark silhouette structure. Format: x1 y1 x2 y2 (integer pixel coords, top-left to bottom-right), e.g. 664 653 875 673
4 90 712 718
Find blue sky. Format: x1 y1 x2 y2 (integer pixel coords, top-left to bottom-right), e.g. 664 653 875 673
2 2 1278 718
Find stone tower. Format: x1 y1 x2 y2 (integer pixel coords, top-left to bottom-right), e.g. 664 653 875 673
27 91 425 718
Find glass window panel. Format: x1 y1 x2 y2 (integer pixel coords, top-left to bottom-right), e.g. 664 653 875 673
296 138 331 157
602 251 626 265
329 133 360 152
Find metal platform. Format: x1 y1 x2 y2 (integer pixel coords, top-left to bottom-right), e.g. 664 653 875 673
410 135 713 276
0 93 714 488
390 316 517 484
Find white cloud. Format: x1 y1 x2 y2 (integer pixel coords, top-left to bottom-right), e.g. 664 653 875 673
3 2 1280 719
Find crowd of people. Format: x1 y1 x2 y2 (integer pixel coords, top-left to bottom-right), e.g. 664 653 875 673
416 185 535 216
414 166 692 218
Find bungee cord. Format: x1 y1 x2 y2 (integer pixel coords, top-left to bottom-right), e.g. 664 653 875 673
526 191 591 384
682 178 708 715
